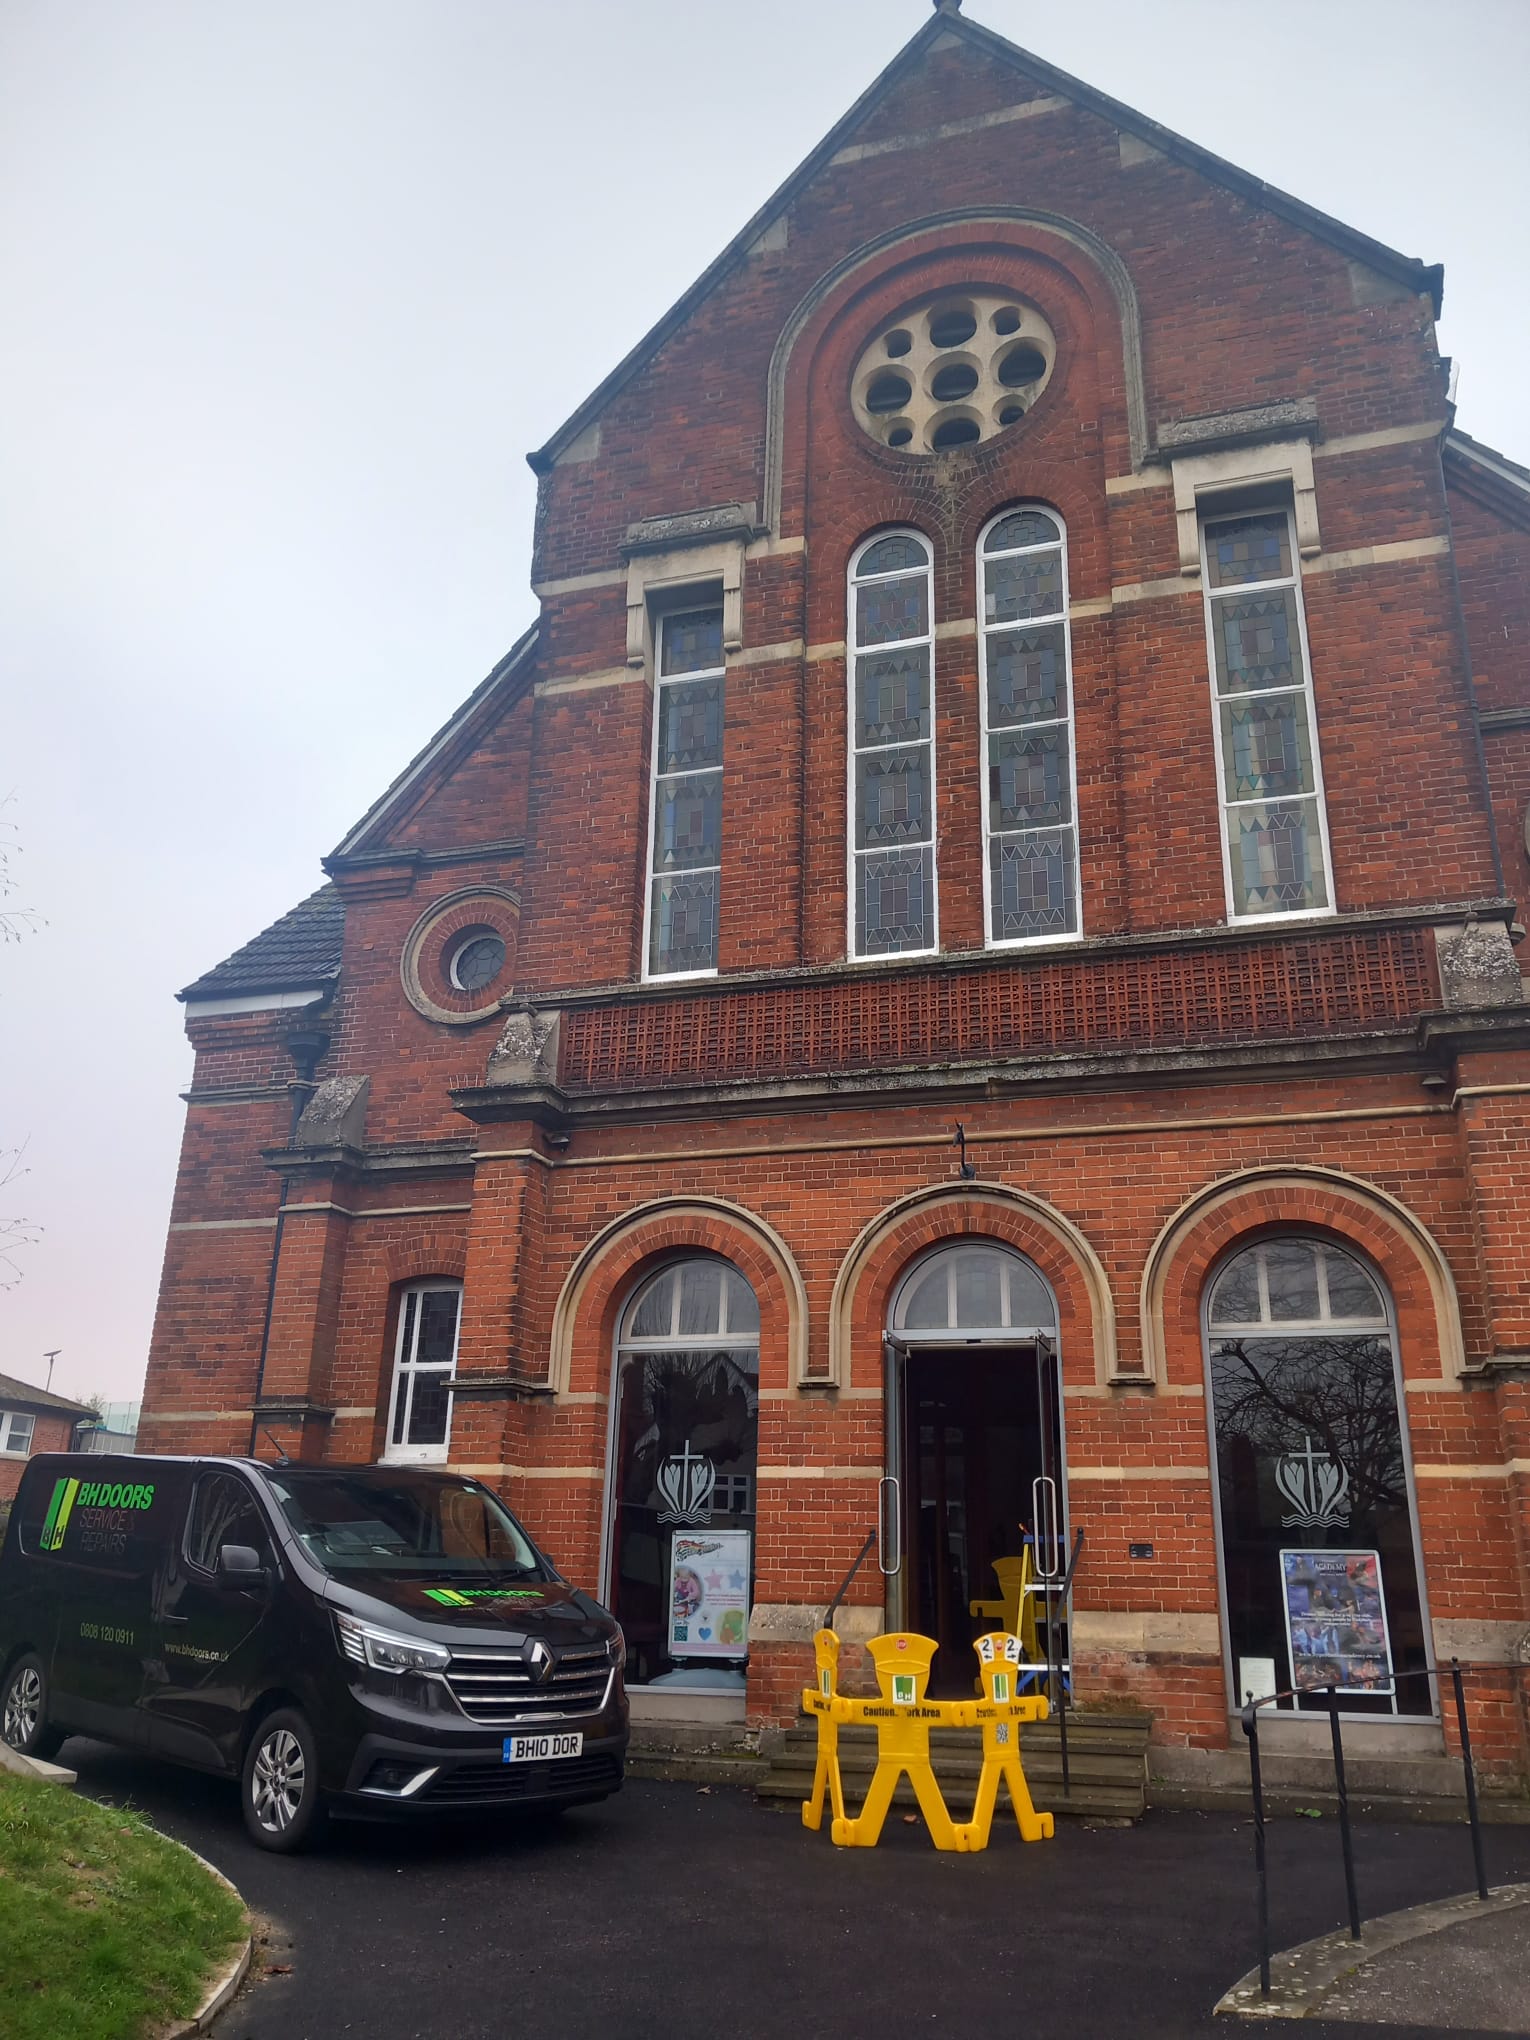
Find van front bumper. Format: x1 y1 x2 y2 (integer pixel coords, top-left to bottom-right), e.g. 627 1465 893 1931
339 1727 629 1817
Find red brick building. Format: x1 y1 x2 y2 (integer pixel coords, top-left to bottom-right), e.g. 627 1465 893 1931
0 1373 91 1506
142 6 1530 1787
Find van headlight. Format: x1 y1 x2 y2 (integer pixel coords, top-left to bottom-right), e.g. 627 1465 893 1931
607 1627 626 1670
334 1611 451 1676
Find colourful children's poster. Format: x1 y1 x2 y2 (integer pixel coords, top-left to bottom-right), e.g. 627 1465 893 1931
668 1530 751 1659
1280 1549 1394 1700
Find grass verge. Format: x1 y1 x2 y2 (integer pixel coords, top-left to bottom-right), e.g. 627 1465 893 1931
0 1769 246 2040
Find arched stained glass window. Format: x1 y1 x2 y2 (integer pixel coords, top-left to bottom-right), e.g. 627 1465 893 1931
848 530 937 958
978 506 1079 944
1205 1236 1430 1716
607 1258 759 1690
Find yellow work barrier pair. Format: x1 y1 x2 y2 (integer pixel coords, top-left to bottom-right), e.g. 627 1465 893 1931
801 1630 1055 1851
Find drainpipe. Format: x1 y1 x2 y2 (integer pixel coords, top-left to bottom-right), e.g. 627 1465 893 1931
247 1025 329 1455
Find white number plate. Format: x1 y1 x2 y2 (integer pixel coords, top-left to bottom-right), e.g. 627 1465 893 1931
502 1731 583 1764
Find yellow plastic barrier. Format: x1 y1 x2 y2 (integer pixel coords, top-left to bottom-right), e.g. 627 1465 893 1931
957 1631 1055 1848
968 1550 1041 1665
800 1628 846 1832
828 1634 971 1851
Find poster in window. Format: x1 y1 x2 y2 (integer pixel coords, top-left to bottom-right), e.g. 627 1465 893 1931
667 1529 750 1659
1280 1549 1394 1699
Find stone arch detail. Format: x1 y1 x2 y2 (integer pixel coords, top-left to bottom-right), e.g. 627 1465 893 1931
764 205 1147 531
828 1181 1120 1390
1142 1165 1467 1390
547 1196 809 1397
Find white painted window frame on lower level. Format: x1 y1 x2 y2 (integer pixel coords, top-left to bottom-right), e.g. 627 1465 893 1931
382 1280 462 1466
0 1409 35 1456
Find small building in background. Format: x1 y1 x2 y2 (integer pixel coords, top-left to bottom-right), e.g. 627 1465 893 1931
0 1372 95 1506
75 1402 142 1456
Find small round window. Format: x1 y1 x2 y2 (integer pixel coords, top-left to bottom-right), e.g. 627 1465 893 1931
448 930 507 994
851 292 1056 456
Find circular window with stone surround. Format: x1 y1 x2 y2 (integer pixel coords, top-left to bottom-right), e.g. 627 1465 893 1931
852 293 1056 456
401 887 519 1025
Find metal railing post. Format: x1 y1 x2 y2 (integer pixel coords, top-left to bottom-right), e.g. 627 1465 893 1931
1324 1686 1361 1941
1450 1658 1490 1902
1241 1699 1271 1998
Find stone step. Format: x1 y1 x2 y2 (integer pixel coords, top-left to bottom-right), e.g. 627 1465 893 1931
758 1709 1150 1821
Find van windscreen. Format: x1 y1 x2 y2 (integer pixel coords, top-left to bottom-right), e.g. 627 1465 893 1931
264 1470 546 1582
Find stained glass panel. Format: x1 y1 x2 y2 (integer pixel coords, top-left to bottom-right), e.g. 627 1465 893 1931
856 845 933 953
983 509 1061 555
858 534 929 576
989 727 1072 830
856 746 930 846
1212 588 1304 693
1205 514 1292 590
856 646 930 745
1228 798 1329 915
985 545 1064 625
649 870 719 974
987 624 1067 727
856 573 929 646
653 772 722 869
657 679 724 773
1220 693 1314 801
989 829 1077 938
660 608 724 676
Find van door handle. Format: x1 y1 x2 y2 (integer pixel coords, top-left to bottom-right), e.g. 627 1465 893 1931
161 1614 190 1625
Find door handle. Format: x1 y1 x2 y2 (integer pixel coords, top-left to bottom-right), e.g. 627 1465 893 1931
877 1477 901 1577
160 1614 190 1625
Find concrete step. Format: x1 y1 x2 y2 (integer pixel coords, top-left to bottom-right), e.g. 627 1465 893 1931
757 1709 1151 1822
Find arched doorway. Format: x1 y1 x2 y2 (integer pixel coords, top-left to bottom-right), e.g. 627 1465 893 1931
885 1242 1064 1691
602 1256 760 1694
1204 1233 1433 1716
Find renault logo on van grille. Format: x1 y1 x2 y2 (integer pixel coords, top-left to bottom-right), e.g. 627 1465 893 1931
525 1640 553 1683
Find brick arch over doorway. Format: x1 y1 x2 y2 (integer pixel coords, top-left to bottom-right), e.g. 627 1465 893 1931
1141 1165 1468 1392
828 1180 1119 1389
547 1195 809 1399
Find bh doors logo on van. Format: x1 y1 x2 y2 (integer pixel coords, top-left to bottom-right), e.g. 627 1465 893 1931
40 1477 156 1554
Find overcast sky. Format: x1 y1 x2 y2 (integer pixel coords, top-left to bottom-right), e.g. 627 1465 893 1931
3 0 1527 1408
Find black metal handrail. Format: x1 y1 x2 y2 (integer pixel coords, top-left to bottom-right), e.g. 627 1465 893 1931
1239 1658 1495 1999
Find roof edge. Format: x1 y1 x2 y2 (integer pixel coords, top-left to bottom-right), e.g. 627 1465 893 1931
527 8 1443 479
326 622 539 863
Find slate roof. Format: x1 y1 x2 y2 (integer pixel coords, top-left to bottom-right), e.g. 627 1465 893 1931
0 1369 94 1419
179 884 345 1002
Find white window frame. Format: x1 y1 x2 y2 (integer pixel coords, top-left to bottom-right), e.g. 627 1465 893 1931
977 505 1081 948
847 529 939 961
382 1280 462 1465
1199 502 1336 925
0 1409 35 1456
641 601 726 984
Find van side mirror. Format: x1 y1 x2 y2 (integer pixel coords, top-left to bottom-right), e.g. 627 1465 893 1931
218 1543 269 1591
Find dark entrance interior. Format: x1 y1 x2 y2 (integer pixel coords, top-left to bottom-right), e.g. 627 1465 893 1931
902 1343 1062 1695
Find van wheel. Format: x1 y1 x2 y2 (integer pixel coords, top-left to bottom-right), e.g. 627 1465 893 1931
242 1709 327 1852
2 1653 64 1762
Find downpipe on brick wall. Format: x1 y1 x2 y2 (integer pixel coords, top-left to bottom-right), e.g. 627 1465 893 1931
246 1026 329 1456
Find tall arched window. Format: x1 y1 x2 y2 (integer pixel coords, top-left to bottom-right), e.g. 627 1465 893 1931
978 507 1079 943
848 531 937 958
1205 1235 1429 1715
606 1258 760 1690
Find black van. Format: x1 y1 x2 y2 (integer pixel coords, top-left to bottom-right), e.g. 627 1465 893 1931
0 1454 627 1851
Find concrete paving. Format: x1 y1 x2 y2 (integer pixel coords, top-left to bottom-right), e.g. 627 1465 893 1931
54 1737 1530 2040
1315 1901 1530 2031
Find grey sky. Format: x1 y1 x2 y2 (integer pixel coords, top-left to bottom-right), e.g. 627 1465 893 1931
3 0 1526 1407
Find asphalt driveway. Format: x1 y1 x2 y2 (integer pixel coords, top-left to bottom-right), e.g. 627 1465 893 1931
57 1738 1530 2040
